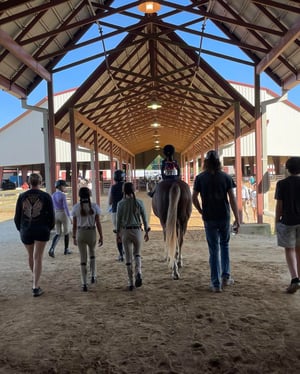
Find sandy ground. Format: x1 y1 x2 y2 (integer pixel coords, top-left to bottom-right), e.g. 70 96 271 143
1 191 300 374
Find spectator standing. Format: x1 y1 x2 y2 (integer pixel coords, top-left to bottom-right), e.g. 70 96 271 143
116 182 150 291
242 182 250 222
108 169 125 261
72 187 103 292
192 150 240 293
249 182 257 221
21 181 29 190
275 157 300 293
48 179 72 257
14 173 55 297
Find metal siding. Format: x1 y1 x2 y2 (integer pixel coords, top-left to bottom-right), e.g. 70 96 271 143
222 84 300 157
0 89 109 167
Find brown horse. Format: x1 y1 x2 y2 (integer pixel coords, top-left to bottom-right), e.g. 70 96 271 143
152 179 192 279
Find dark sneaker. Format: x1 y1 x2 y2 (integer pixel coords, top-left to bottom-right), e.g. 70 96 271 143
222 277 234 288
48 249 55 258
128 285 134 291
64 249 72 255
118 255 124 262
32 287 44 297
82 284 88 292
135 273 142 288
91 276 97 284
147 191 154 198
286 282 300 294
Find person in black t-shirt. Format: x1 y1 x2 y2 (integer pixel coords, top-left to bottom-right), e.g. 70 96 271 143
275 156 300 294
192 150 239 293
108 169 125 261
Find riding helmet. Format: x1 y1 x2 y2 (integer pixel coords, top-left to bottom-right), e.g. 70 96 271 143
163 144 175 157
114 169 125 182
55 179 67 188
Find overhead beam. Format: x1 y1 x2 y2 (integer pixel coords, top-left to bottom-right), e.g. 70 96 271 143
73 110 134 157
182 105 235 155
0 74 26 98
0 28 51 82
252 0 300 13
256 19 300 74
283 70 300 91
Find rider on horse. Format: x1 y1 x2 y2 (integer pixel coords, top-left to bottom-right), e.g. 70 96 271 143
148 144 180 197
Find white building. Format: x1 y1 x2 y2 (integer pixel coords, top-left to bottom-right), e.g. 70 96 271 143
220 82 300 176
1 83 299 185
0 88 109 185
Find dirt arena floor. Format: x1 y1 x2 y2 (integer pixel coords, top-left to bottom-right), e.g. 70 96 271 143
1 190 300 374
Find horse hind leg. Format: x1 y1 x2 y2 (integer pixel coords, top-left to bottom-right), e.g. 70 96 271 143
172 240 180 279
177 233 184 268
177 250 183 269
162 227 168 262
172 260 180 280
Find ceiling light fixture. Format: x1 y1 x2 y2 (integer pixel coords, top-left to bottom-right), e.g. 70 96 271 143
154 140 160 144
147 99 162 110
150 121 160 128
138 1 161 14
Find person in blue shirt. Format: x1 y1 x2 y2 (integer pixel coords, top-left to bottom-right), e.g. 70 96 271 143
48 180 72 258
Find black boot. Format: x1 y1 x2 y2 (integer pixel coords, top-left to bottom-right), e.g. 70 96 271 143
48 234 60 258
64 234 72 255
117 242 124 262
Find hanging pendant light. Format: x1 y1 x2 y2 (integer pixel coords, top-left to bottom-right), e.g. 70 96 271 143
147 99 162 110
150 120 160 128
138 1 161 14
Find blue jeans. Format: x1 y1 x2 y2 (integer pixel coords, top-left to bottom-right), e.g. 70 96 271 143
204 219 231 288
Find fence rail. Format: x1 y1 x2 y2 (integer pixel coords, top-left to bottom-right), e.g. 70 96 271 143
0 190 20 213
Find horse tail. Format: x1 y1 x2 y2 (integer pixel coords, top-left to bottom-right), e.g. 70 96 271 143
166 183 180 268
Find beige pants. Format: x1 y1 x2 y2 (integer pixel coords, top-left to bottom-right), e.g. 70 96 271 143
54 210 70 236
77 229 96 285
121 228 142 286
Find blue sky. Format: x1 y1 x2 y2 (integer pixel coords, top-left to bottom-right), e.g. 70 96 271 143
1 2 299 128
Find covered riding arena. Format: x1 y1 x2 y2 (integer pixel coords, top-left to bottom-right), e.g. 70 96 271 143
1 192 300 373
1 1 300 373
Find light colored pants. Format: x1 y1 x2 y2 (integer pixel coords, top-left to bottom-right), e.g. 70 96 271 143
55 210 70 236
77 229 96 285
121 228 142 286
111 212 117 230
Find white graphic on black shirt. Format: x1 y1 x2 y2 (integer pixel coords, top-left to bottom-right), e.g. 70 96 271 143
22 196 43 222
